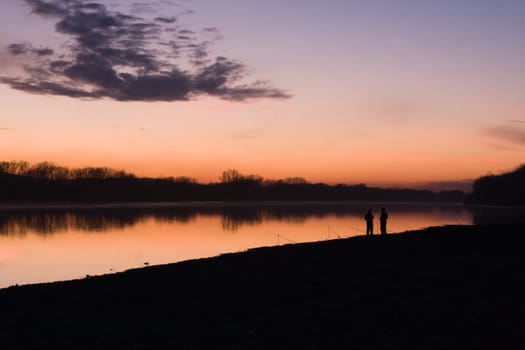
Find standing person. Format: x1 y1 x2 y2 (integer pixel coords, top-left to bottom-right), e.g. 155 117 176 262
364 209 374 236
380 208 388 235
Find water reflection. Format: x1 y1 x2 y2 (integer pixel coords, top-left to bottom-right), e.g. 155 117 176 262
0 202 486 236
0 209 191 236
468 205 525 225
1 202 524 288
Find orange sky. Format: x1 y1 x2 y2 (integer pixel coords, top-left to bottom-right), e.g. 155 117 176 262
1 83 519 189
1 1 524 190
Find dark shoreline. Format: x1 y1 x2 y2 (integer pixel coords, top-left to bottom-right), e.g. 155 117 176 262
1 223 525 349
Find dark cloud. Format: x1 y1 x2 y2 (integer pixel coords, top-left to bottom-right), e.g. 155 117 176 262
154 16 176 23
509 119 525 124
1 0 290 102
7 43 54 56
7 43 30 55
0 76 100 98
35 48 54 56
25 0 69 17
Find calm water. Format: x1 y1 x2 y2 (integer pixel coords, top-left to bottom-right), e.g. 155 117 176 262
1 202 523 288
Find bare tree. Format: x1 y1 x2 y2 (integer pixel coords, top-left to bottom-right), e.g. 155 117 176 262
220 169 242 183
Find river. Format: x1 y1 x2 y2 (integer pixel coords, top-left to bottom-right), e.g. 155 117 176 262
1 202 523 288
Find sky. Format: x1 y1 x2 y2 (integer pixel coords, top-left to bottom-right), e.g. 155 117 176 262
0 0 524 190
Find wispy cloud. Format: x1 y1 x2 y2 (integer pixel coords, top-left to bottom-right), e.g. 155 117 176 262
486 124 525 146
7 43 54 56
365 97 426 124
0 0 290 102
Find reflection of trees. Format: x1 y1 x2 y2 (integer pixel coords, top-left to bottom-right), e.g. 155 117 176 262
151 210 198 225
0 209 197 236
0 203 479 236
469 206 525 226
0 211 144 236
220 208 265 232
222 214 262 232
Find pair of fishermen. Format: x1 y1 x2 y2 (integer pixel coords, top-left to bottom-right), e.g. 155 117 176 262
364 208 388 236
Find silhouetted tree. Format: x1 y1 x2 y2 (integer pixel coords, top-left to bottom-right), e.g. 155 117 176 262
0 161 29 175
172 176 197 184
220 169 242 183
283 177 308 185
72 167 134 180
466 164 525 206
26 162 70 180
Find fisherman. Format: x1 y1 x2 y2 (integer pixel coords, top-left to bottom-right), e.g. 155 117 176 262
364 209 374 236
380 208 388 235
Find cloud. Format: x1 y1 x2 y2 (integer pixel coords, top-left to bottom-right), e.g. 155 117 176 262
0 0 290 102
26 0 69 16
154 16 177 23
486 125 525 146
7 43 54 56
7 43 29 55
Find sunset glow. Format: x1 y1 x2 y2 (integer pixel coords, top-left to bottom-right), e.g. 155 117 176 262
1 0 524 189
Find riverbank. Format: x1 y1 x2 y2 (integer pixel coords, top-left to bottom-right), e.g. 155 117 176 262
1 223 524 349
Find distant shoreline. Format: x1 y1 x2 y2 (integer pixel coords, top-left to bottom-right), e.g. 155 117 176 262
1 167 466 203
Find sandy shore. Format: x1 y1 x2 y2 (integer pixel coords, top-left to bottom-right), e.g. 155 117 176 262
1 223 524 349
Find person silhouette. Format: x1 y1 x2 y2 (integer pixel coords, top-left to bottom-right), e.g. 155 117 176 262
380 208 388 235
364 209 374 236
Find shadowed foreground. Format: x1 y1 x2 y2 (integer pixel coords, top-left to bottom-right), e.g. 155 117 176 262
1 224 525 349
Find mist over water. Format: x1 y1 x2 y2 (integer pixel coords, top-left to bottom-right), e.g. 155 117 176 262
1 202 523 287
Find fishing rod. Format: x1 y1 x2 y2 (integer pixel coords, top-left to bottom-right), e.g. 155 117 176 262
269 232 297 245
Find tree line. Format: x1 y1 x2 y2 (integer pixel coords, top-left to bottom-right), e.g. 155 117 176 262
0 161 135 180
465 164 525 206
0 161 465 202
